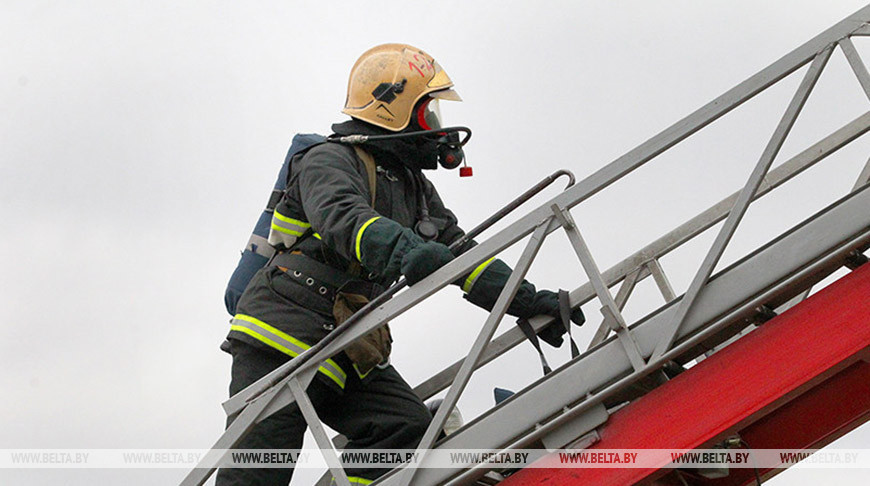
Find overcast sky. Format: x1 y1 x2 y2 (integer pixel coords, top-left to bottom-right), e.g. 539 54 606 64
3 1 870 485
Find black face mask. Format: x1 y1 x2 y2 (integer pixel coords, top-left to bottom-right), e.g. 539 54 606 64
331 119 439 171
436 130 465 170
331 119 471 172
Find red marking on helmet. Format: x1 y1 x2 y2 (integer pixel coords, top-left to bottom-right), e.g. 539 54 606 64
409 62 425 77
413 54 433 72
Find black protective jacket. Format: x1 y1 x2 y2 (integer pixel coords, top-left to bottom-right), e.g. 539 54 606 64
227 122 537 391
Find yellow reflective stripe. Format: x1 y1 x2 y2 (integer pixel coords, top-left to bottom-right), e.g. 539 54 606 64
272 212 311 228
271 211 312 237
353 363 372 380
231 314 347 388
270 222 305 236
313 233 322 240
462 257 496 293
355 217 381 261
233 314 346 379
332 477 374 485
230 324 346 389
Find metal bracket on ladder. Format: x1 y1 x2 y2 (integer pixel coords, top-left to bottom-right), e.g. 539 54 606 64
647 258 677 302
587 257 677 350
587 265 645 349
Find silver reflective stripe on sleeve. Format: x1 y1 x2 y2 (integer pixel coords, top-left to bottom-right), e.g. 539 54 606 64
268 210 312 248
230 314 347 389
246 234 276 259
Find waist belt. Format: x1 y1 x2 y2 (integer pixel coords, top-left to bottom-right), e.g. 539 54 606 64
270 252 383 302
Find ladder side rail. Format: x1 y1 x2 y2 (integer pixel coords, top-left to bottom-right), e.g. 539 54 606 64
776 154 870 314
419 189 870 486
413 110 870 401
650 47 833 362
704 35 870 334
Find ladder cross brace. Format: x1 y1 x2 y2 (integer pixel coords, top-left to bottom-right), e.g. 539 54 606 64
553 204 646 371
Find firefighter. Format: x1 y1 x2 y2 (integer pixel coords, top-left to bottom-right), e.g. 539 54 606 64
217 43 584 485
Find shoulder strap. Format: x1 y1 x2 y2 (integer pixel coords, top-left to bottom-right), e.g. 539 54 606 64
347 146 378 278
352 146 377 206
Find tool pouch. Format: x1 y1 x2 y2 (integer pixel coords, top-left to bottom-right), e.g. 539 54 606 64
332 281 392 378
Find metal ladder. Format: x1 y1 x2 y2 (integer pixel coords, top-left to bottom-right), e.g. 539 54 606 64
182 5 870 485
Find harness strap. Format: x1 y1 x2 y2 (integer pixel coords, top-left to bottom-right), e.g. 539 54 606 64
271 252 383 303
353 146 378 205
516 318 552 375
517 290 581 376
559 289 581 359
266 188 283 213
272 252 354 290
349 147 378 278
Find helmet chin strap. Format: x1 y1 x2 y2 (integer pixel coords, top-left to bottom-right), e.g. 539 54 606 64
329 126 473 175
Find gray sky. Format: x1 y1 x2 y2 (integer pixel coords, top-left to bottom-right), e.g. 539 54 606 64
2 1 870 484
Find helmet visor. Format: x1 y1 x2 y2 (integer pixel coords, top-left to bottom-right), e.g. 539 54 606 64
415 98 443 130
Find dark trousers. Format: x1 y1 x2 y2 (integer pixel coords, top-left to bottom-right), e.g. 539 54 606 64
215 340 432 486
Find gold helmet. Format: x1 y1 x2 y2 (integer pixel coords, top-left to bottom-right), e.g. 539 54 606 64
342 43 462 132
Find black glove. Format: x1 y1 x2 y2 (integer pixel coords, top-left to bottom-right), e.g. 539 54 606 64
459 258 584 348
528 290 585 347
401 241 455 286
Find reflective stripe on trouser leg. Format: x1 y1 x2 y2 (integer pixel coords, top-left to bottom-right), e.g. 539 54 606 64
332 476 373 485
230 314 347 389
